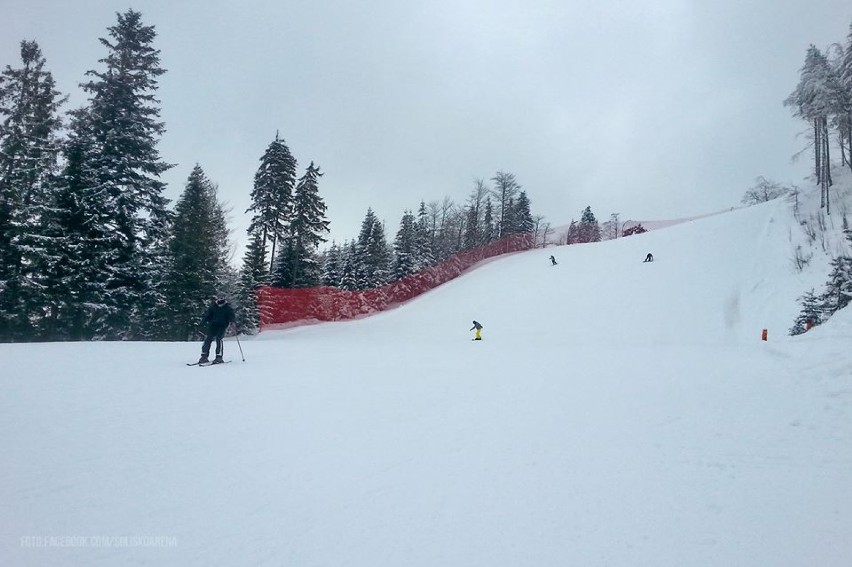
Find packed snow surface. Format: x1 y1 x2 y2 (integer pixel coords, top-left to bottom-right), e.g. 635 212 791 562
2 198 851 566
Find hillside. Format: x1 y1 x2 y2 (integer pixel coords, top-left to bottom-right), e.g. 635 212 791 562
1 190 851 566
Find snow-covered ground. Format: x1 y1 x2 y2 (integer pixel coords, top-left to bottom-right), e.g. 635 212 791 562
2 194 852 566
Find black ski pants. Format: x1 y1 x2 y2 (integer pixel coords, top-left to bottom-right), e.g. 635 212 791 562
201 324 228 358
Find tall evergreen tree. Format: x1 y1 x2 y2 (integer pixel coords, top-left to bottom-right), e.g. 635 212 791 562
820 255 852 314
565 220 579 244
790 289 824 335
158 165 230 340
837 23 852 172
482 198 494 244
393 210 419 279
501 197 518 235
246 132 297 273
791 226 852 333
514 191 534 234
321 241 344 287
52 9 173 339
273 162 329 287
577 206 601 243
0 40 66 340
414 201 434 267
785 45 837 212
236 232 267 334
339 240 360 291
355 208 391 289
45 109 108 339
463 205 479 249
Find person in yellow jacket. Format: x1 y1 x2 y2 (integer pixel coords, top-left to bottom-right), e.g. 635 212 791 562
470 320 483 340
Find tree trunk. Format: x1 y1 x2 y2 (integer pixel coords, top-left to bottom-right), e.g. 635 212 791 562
822 118 831 215
268 235 277 275
838 120 851 168
847 113 852 174
814 120 822 186
824 118 832 188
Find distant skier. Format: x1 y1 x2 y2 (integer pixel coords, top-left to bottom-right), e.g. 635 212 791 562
198 297 236 364
549 255 557 266
644 253 654 263
470 320 483 341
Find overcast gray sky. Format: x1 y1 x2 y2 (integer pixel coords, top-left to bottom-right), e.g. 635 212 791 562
3 0 851 252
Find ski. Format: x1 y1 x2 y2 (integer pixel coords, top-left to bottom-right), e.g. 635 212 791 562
200 361 231 366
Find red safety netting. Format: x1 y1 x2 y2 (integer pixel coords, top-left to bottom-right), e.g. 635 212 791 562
257 233 534 330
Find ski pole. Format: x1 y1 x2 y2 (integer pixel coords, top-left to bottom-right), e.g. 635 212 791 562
235 331 245 362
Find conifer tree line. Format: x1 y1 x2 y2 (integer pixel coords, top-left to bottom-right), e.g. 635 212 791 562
237 131 331 334
787 21 852 334
790 225 852 335
0 10 192 342
0 10 545 342
317 171 539 291
0 10 328 341
784 22 852 215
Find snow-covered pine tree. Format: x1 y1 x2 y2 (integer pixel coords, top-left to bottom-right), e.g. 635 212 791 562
791 238 852 335
514 191 534 236
500 197 517 236
45 109 108 340
68 9 173 338
355 208 391 289
273 162 329 288
393 210 419 280
246 132 297 274
0 40 66 341
414 201 434 268
272 240 299 288
463 205 479 250
158 165 230 340
565 220 579 244
339 241 360 291
577 206 602 243
790 289 824 335
836 23 852 172
321 241 344 287
482 198 494 245
236 232 267 334
784 45 837 212
819 255 852 315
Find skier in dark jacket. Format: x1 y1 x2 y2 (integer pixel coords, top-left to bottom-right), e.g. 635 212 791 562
549 255 557 266
198 297 236 364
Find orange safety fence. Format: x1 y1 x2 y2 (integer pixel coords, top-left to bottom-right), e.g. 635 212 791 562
257 233 534 330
